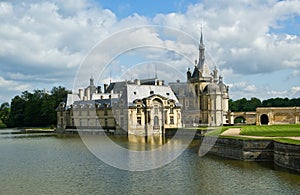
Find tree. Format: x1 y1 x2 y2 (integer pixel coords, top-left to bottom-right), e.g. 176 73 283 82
0 102 10 126
247 97 262 111
229 99 238 112
229 97 261 112
230 96 300 112
8 86 69 127
8 96 26 127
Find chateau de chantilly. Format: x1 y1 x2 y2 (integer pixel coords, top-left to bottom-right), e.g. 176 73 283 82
56 31 300 135
56 31 230 135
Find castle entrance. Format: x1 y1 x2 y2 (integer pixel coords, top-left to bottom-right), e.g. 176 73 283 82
260 114 269 125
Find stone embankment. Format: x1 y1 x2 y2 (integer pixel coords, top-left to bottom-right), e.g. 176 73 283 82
274 141 300 173
205 129 300 173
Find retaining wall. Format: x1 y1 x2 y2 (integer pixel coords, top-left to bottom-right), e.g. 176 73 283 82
274 141 300 173
207 137 273 161
206 137 299 173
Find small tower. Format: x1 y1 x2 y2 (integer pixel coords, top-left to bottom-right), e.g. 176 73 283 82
197 28 205 70
90 77 94 86
182 27 229 126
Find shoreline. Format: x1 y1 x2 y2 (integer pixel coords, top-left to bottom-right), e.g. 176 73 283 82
1 127 299 174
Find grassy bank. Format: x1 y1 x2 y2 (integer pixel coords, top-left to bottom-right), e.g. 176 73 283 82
274 138 300 145
205 124 300 145
240 124 300 137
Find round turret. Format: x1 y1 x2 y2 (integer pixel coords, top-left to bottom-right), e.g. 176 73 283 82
203 82 221 94
218 76 227 93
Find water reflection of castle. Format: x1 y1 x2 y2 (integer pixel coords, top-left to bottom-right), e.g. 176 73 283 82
56 31 230 135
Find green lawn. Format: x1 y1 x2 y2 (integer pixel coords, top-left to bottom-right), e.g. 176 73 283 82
274 138 300 145
240 124 300 137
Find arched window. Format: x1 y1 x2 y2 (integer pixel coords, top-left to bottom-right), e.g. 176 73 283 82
154 116 159 126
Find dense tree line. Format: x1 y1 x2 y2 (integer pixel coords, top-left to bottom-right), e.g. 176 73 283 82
229 97 300 112
0 86 69 128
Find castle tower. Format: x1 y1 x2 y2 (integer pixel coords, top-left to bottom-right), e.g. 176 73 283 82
183 29 229 126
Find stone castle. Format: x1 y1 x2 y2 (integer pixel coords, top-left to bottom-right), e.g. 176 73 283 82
56 31 230 135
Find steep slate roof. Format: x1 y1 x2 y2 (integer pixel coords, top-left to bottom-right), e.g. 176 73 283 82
122 84 181 106
72 98 119 109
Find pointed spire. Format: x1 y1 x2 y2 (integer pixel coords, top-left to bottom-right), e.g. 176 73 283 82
200 26 203 45
198 25 205 69
199 25 205 50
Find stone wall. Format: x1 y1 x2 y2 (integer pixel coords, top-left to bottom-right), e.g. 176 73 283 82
274 141 300 173
207 137 273 161
256 107 300 125
206 137 300 173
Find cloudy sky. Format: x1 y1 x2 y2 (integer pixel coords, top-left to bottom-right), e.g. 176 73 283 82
1 0 300 102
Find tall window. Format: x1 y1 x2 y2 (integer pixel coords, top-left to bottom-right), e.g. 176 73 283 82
137 107 141 114
137 116 142 125
105 118 108 127
147 111 151 124
154 116 159 126
120 117 124 127
170 116 174 124
165 111 168 124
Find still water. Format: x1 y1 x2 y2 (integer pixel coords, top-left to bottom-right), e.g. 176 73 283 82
0 129 299 194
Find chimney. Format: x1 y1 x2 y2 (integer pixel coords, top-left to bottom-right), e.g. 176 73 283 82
97 86 102 93
86 88 91 100
104 84 108 93
134 79 140 85
79 89 83 100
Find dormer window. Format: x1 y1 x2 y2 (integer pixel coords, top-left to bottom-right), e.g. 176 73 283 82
137 105 142 114
170 105 174 114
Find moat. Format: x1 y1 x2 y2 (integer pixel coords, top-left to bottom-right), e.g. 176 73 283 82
0 129 299 194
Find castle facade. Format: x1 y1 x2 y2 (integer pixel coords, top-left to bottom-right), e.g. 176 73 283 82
56 31 230 135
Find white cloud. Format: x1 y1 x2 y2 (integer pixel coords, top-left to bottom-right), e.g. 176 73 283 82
0 0 116 71
1 0 300 102
0 76 31 92
290 86 300 96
